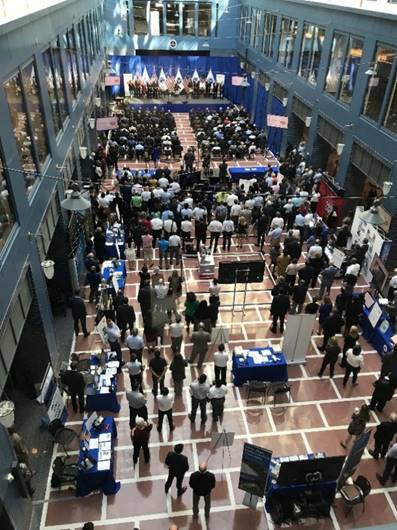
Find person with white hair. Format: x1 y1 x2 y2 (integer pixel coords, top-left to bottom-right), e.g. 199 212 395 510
130 416 152 465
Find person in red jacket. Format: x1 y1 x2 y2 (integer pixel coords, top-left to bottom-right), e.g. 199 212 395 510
130 417 152 464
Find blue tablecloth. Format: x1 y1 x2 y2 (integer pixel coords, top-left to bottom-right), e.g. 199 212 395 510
85 354 121 413
232 347 288 386
76 417 120 497
229 165 278 181
102 260 127 291
360 304 394 357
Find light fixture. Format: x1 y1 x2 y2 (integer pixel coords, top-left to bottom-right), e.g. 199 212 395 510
202 41 210 48
95 97 101 108
264 82 270 91
101 82 105 91
251 71 256 79
79 146 88 159
383 181 393 196
41 260 55 279
241 78 250 87
336 143 345 156
240 61 245 69
282 97 288 107
61 182 91 212
305 116 312 127
365 66 377 75
89 118 96 129
359 201 384 226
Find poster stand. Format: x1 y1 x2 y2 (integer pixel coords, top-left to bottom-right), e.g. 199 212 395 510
210 430 235 479
282 314 316 364
242 492 259 508
232 268 250 316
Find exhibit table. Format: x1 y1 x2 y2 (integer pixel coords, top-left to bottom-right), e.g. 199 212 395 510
101 260 127 292
232 347 288 386
229 165 278 181
360 298 394 356
265 453 340 524
76 416 120 497
105 225 125 259
85 353 121 413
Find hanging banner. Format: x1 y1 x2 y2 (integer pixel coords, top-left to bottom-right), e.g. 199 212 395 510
267 114 289 128
216 74 225 85
123 73 133 96
96 117 119 131
238 443 272 497
232 75 243 86
316 177 344 219
105 76 121 86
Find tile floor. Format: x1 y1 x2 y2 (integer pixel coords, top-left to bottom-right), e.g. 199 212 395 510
39 128 397 528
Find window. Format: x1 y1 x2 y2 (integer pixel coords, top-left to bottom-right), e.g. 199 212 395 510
384 73 397 133
250 8 259 48
42 49 63 135
339 37 363 104
278 18 298 68
240 6 249 42
273 82 288 102
4 73 36 177
166 2 180 35
262 13 277 57
298 24 326 85
325 33 348 96
77 20 90 79
0 152 16 251
182 2 195 35
21 62 50 169
68 29 81 93
198 2 211 37
150 1 164 35
51 42 68 122
362 44 396 122
85 16 95 61
134 1 148 34
253 10 262 49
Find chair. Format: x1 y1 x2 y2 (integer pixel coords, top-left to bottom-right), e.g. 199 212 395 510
339 475 371 513
266 382 292 409
49 420 79 456
247 380 268 404
51 456 79 488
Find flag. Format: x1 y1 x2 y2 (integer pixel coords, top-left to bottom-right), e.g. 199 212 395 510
206 68 215 84
141 66 150 84
151 66 157 81
159 68 167 83
192 68 200 82
175 67 183 84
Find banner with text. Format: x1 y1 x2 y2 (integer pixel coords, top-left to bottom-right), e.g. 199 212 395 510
232 75 243 86
96 117 119 131
267 114 289 129
238 443 272 497
105 76 121 86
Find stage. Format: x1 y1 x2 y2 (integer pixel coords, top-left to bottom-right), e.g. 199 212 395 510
127 96 231 113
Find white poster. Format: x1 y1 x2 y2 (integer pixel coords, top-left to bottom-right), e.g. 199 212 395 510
95 316 108 344
331 248 346 268
282 314 316 364
368 302 382 328
349 206 388 283
123 73 133 96
47 387 66 422
216 74 225 85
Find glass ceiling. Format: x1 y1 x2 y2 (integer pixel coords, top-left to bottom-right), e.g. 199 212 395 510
0 0 67 25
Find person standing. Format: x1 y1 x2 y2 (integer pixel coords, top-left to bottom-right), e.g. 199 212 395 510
131 417 152 465
126 328 145 361
60 365 85 414
369 375 396 412
341 325 359 367
189 323 211 367
184 292 199 333
213 343 228 385
208 381 228 422
222 218 234 252
170 353 187 396
169 233 182 266
189 462 216 520
380 344 397 379
86 266 101 304
290 280 308 314
170 314 184 354
320 310 345 351
149 349 168 396
142 230 153 268
317 336 341 378
376 442 397 485
164 444 189 496
270 290 290 333
343 345 364 387
369 413 397 460
318 263 339 299
157 387 175 432
70 290 89 338
189 374 210 423
126 355 144 392
208 219 223 253
340 404 370 449
103 318 123 369
126 384 148 428
158 235 170 270
116 298 136 342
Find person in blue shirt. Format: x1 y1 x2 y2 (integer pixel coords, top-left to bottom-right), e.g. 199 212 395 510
158 236 170 270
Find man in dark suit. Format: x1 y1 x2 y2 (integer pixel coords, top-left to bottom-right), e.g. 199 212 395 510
270 290 290 333
70 290 89 338
189 462 216 520
60 364 85 413
381 345 397 380
369 413 397 459
164 444 189 496
116 297 136 342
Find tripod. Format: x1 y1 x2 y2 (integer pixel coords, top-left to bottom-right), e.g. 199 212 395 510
232 268 250 316
209 429 234 479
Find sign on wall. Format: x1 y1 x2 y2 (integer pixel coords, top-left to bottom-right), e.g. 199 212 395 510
105 76 121 86
267 114 288 128
232 75 243 86
96 117 119 131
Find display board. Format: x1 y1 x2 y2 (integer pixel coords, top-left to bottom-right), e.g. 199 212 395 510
277 456 346 486
238 443 272 497
337 430 371 488
282 314 316 364
218 261 265 284
370 253 389 293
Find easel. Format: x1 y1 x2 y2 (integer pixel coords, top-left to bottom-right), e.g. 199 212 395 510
212 325 229 345
232 267 250 316
210 430 235 479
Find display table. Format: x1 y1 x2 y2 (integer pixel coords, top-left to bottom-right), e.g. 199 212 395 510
229 165 278 181
105 226 125 259
85 353 121 413
232 347 288 386
76 416 120 497
265 453 338 524
197 252 215 278
101 260 127 292
360 300 394 356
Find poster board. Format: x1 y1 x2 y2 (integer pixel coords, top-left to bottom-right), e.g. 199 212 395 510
238 443 272 497
95 316 108 344
232 76 243 86
282 314 316 364
330 248 346 268
216 74 225 85
337 430 371 488
105 76 120 86
96 117 119 131
368 302 383 328
266 115 288 128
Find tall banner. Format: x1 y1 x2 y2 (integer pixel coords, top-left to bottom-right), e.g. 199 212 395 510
192 68 200 82
206 68 215 83
267 115 289 129
123 73 133 96
238 443 272 497
337 429 372 488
